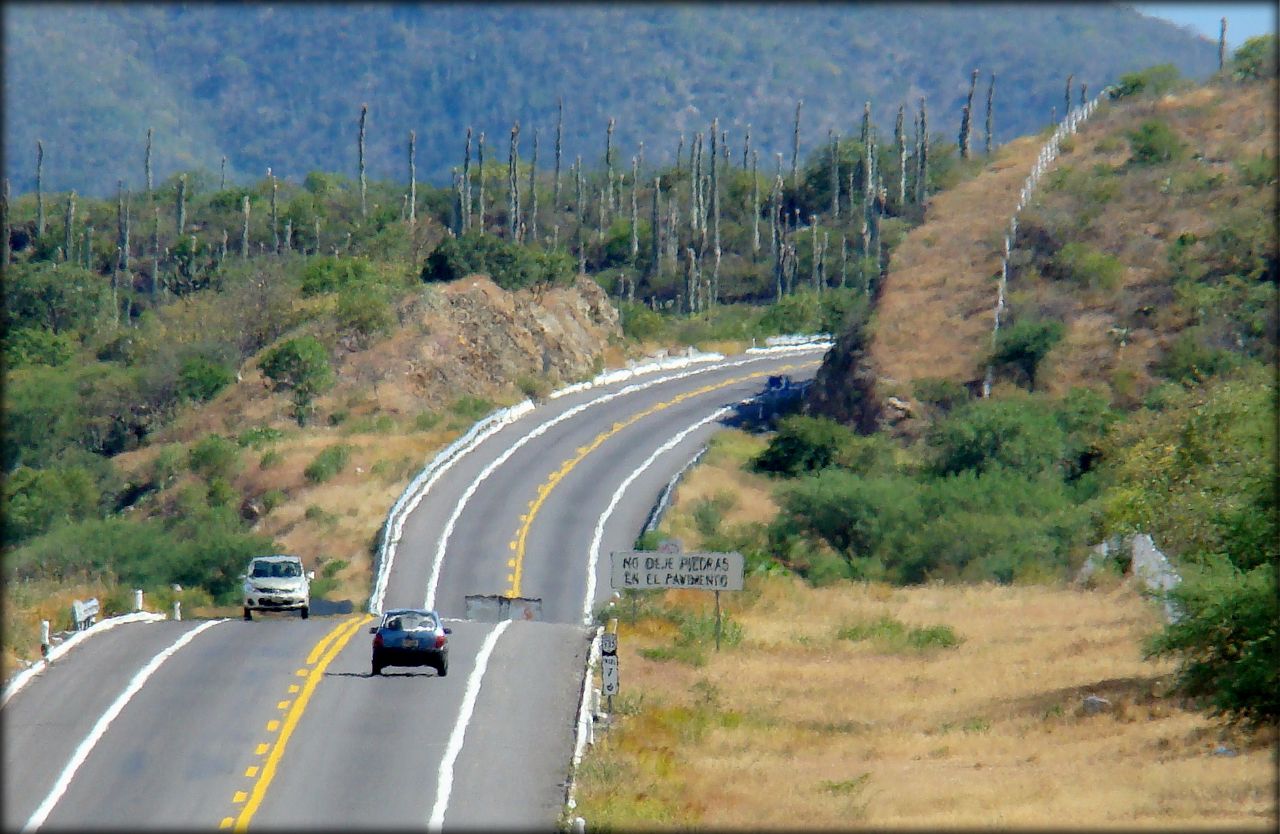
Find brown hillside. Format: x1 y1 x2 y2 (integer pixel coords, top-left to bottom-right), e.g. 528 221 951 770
821 78 1275 421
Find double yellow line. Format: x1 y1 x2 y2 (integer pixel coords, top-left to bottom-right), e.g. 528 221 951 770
220 614 372 831
504 365 802 597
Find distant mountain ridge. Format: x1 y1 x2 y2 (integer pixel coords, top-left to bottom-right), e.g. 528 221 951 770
4 3 1217 197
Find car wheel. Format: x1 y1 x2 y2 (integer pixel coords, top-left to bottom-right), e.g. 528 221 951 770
372 657 382 676
300 606 309 620
437 655 448 677
243 607 252 621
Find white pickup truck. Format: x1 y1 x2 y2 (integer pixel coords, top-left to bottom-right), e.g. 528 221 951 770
242 554 314 620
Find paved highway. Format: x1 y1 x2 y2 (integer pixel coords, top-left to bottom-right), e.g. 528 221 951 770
2 345 825 830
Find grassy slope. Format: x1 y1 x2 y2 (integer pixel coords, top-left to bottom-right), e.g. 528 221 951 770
867 78 1275 407
574 431 1277 828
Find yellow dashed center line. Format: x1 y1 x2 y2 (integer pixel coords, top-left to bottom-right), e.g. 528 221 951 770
506 365 800 596
220 615 371 831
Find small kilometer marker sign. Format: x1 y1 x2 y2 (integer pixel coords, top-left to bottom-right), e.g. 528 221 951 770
601 632 619 696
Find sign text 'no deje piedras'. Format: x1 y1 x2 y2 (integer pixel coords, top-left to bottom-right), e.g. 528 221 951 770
610 550 744 591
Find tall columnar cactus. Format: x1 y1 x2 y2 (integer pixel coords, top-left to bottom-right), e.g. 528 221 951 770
241 195 250 258
751 149 760 257
508 122 520 241
219 229 228 267
1218 17 1227 72
649 175 661 280
597 187 605 244
666 197 679 274
711 120 722 306
742 124 751 170
63 190 76 263
314 217 321 256
554 98 563 211
958 104 971 159
452 169 464 236
283 219 292 254
985 73 996 155
1 178 10 267
220 156 227 191
605 117 615 215
829 130 840 218
177 173 188 239
961 68 979 159
574 155 584 267
1064 74 1073 117
409 130 417 226
358 103 368 219
916 96 929 206
145 127 154 205
84 223 93 269
630 155 639 261
810 215 819 289
461 128 473 232
116 180 130 271
1080 83 1087 107
152 207 161 295
477 131 486 235
36 140 45 238
690 133 701 238
791 99 803 190
529 128 539 244
675 134 684 174
840 235 848 288
268 170 278 253
895 104 907 207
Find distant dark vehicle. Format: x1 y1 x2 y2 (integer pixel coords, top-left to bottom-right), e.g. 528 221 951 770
369 608 450 677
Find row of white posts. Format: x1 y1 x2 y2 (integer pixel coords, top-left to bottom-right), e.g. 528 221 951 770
982 88 1115 397
40 589 182 658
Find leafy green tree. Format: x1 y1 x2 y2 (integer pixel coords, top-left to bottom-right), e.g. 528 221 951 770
991 317 1064 389
1102 366 1276 571
2 327 78 368
2 464 100 545
335 283 394 341
1111 63 1183 98
926 394 1068 477
754 415 857 476
4 262 110 334
259 336 334 426
1145 559 1278 729
1230 34 1278 81
300 256 375 296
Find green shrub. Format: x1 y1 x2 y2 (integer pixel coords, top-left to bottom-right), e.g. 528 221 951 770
692 492 737 538
1111 63 1182 99
300 256 375 296
237 426 284 448
413 410 442 431
3 327 77 368
421 231 574 290
516 374 551 400
1146 559 1278 729
1154 328 1240 384
2 464 101 546
335 284 394 339
259 449 282 469
913 377 971 413
187 436 241 481
259 336 334 426
177 356 235 402
991 318 1064 389
618 301 667 341
1127 120 1185 166
837 615 962 652
1050 242 1124 291
925 394 1067 477
304 444 351 483
1230 34 1278 81
754 415 857 476
449 395 493 422
261 489 286 513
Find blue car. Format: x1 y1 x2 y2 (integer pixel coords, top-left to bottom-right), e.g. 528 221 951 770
369 608 451 677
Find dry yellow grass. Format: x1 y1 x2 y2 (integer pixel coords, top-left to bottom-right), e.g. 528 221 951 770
576 577 1277 829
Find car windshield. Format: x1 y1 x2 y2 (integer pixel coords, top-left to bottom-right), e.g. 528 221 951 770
252 561 301 578
386 612 434 631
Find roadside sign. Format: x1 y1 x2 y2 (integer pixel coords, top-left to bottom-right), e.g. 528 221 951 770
601 654 619 696
601 632 617 655
610 550 744 591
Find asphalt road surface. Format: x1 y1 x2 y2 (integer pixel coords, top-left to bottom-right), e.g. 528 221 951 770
2 345 825 831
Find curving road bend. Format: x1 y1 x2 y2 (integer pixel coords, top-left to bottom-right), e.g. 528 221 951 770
2 346 825 831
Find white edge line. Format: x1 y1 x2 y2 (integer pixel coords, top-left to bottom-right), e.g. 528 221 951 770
3 612 169 708
565 626 604 813
427 619 511 831
421 347 819 610
581 406 735 624
23 618 226 831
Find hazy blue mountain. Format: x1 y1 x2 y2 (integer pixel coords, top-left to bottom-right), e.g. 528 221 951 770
4 3 1217 197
